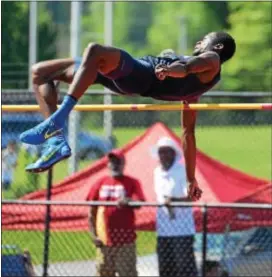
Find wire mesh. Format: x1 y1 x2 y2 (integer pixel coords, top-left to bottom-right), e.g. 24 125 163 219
1 93 271 276
2 1 272 276
2 94 271 200
2 203 272 277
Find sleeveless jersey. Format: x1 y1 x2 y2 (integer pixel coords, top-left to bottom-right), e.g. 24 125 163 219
138 54 220 102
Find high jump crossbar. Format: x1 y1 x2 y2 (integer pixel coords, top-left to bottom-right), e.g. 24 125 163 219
2 103 272 112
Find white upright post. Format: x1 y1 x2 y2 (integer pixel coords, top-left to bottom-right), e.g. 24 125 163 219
28 1 38 90
179 16 188 55
103 1 113 140
179 16 187 127
68 1 81 174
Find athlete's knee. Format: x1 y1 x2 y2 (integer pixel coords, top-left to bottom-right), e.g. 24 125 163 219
32 62 46 76
31 63 45 85
86 42 103 53
83 43 104 62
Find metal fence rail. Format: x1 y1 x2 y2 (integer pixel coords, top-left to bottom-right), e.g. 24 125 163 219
2 199 272 209
2 94 271 277
2 89 272 97
2 201 272 277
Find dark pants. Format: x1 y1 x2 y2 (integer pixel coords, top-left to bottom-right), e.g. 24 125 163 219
157 236 198 277
75 50 154 96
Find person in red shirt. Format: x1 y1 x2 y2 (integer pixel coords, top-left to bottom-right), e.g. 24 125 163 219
87 149 145 277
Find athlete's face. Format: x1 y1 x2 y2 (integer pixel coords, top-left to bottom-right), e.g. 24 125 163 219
193 34 214 56
193 32 225 57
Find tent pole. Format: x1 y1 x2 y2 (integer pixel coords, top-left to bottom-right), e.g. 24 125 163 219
201 205 208 277
42 168 53 277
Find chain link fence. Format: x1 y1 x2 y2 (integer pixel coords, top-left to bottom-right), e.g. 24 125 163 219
2 202 272 277
2 92 271 276
3 2 271 276
2 92 271 199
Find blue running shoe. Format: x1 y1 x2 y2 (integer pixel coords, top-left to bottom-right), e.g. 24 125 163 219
25 138 71 173
20 118 63 145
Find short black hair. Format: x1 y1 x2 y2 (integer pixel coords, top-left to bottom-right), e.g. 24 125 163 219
211 32 236 63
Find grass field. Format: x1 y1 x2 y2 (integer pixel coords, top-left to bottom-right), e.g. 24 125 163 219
2 230 157 265
5 125 271 197
2 125 271 264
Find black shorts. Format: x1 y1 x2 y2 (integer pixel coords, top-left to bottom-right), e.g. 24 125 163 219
74 50 155 96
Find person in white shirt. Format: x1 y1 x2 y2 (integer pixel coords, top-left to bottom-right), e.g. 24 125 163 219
2 140 18 190
153 137 199 277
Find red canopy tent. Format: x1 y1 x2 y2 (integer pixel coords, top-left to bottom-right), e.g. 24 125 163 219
2 122 271 232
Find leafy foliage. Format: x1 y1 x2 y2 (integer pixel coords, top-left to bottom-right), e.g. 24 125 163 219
2 1 271 91
222 2 272 91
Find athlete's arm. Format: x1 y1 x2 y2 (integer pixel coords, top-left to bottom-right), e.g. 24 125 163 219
182 100 202 201
155 52 220 79
182 104 197 184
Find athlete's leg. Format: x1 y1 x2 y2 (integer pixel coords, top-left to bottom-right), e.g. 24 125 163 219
42 44 122 134
20 59 76 173
20 42 153 173
32 59 75 117
21 43 123 145
20 44 126 172
67 43 122 99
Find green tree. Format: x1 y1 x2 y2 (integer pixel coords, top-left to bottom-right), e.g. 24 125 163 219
81 2 153 57
147 2 228 55
1 2 57 88
222 2 272 91
81 2 229 57
1 2 29 64
114 2 153 56
204 2 230 29
4 147 41 199
38 2 58 61
81 1 104 49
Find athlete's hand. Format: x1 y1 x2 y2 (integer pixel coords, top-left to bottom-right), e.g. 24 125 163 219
155 64 169 80
188 180 203 201
156 61 187 79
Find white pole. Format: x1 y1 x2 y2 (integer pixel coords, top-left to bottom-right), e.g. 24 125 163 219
103 1 113 140
28 1 37 90
179 16 188 54
179 16 187 127
68 1 81 174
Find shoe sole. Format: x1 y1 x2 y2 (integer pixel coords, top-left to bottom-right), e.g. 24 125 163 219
25 154 71 174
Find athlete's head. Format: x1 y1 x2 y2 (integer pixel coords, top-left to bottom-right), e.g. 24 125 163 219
193 32 236 63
